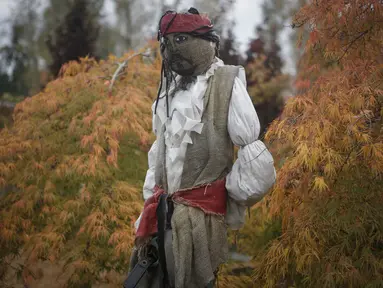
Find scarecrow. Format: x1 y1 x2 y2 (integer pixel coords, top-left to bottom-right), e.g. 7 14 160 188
125 7 276 288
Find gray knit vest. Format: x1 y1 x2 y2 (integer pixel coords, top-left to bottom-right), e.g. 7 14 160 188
155 65 240 191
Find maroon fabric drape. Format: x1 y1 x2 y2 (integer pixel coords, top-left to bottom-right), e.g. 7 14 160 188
136 179 227 238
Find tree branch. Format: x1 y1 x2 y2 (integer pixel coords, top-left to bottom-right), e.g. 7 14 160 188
108 48 151 97
336 29 370 63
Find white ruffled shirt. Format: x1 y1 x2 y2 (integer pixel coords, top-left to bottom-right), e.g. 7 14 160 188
135 58 275 230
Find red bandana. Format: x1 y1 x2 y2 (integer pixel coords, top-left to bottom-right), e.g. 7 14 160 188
159 11 214 38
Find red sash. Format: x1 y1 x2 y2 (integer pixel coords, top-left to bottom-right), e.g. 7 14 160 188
136 179 227 238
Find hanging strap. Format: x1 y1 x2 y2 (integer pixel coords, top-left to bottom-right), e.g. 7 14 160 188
156 193 169 285
123 259 153 288
123 244 158 288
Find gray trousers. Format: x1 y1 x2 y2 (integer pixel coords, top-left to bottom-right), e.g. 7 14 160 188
164 229 216 288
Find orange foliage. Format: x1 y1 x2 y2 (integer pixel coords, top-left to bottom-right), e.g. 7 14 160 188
253 1 383 287
0 42 161 286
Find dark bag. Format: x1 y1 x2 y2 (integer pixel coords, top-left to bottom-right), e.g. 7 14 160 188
123 236 164 288
123 194 171 288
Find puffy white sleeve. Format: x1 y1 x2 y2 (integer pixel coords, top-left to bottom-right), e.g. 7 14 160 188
142 140 158 200
134 140 158 231
225 71 276 229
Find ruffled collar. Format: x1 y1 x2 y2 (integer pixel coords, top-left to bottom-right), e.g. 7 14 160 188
152 57 224 133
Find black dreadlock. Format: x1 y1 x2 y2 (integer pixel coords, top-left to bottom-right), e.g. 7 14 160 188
154 8 220 117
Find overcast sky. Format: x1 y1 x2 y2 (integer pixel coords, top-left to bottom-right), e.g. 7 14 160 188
0 0 295 74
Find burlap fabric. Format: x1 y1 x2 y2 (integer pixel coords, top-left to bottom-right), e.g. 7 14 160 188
179 66 238 188
163 34 216 76
155 65 240 190
171 204 227 287
155 65 240 287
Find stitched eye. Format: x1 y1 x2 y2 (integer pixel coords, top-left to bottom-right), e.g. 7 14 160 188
175 35 188 44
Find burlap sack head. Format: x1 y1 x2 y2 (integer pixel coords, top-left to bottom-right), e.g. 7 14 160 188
162 33 216 77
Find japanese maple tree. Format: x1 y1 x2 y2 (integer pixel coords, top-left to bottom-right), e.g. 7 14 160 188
252 1 383 287
0 43 160 287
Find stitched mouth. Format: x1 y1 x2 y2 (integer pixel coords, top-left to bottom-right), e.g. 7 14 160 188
170 54 191 64
169 54 194 75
